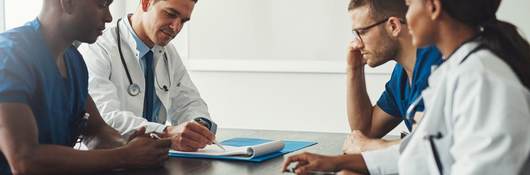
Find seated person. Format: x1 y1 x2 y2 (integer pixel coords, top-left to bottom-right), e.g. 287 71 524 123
0 0 170 174
78 0 216 152
342 0 442 154
283 0 530 174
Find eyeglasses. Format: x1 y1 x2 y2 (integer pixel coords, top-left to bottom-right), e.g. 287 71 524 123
352 17 406 44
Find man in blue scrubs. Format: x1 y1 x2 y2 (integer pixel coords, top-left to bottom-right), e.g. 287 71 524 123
282 0 443 174
0 0 171 174
343 0 442 153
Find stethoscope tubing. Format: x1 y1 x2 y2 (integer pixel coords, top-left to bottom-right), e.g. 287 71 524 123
116 18 171 96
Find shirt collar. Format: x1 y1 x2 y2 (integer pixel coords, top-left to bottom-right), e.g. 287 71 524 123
124 15 151 59
28 18 42 31
446 41 482 67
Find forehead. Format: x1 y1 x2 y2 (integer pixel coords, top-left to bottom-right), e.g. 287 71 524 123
348 5 375 28
155 0 196 16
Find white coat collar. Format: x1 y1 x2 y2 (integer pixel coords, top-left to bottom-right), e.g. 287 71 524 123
444 41 482 67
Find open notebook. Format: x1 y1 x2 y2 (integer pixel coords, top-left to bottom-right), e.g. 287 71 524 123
168 138 317 162
170 140 284 159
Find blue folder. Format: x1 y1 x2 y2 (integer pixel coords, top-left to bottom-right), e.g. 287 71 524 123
168 137 317 162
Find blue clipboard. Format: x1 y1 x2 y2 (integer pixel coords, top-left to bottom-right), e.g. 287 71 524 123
168 137 317 162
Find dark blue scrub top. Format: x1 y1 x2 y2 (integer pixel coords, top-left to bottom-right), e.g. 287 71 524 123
0 19 89 174
376 46 443 131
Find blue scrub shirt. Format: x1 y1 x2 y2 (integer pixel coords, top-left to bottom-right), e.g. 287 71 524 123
376 46 443 131
0 19 89 174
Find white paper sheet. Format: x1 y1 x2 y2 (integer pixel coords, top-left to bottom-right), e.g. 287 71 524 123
169 140 285 158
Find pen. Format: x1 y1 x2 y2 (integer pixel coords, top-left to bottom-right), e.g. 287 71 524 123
211 139 226 151
193 118 226 151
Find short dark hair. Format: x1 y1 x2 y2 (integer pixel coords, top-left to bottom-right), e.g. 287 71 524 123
348 0 407 21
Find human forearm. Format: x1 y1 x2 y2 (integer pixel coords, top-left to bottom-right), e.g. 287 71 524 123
83 96 127 149
334 154 369 174
84 124 126 149
9 144 127 175
346 67 374 134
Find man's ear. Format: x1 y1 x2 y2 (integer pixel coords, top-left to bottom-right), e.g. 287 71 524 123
141 0 154 12
387 17 403 37
428 0 443 20
59 0 75 14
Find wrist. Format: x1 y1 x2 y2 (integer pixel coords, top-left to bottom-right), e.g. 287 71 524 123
335 154 367 173
331 155 348 171
346 65 365 75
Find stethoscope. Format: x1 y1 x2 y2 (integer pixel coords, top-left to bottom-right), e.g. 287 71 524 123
116 18 171 96
403 40 486 175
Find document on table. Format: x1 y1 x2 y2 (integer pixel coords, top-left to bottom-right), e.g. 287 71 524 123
169 140 285 158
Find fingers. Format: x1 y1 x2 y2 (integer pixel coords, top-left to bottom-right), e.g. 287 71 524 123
294 162 317 175
179 136 206 149
282 155 296 171
164 122 217 151
293 161 309 172
181 127 211 144
128 127 147 142
189 121 215 141
176 144 197 152
282 152 310 171
155 138 172 148
348 40 363 51
179 122 214 146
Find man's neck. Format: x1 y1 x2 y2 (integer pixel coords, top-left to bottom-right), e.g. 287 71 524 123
395 38 417 84
37 15 72 61
129 14 155 48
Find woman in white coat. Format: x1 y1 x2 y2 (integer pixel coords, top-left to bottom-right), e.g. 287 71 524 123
400 0 530 174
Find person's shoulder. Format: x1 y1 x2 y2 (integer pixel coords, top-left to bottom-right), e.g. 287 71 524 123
0 25 35 50
458 49 521 84
0 25 38 64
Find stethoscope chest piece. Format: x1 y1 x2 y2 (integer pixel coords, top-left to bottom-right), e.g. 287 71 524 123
117 18 171 96
128 83 141 96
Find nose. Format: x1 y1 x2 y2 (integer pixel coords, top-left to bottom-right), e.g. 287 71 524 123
104 8 113 23
169 19 183 33
352 39 364 50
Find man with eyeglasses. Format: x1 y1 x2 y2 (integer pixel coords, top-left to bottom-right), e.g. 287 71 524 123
282 0 443 174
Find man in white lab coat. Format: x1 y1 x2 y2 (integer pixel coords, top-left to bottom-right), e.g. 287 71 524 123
79 0 215 151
